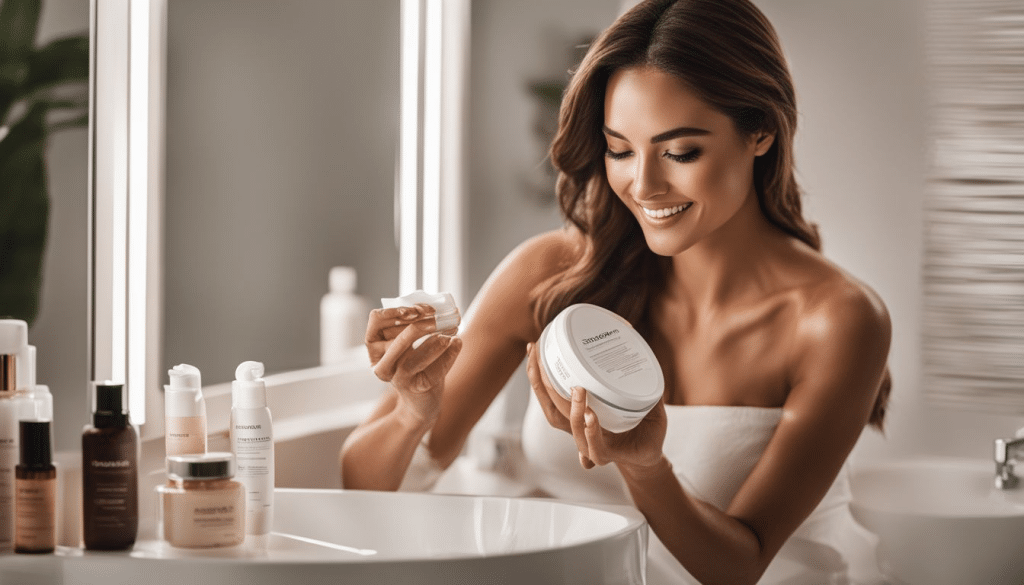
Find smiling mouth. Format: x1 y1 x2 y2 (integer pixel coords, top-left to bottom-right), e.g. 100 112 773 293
640 202 693 219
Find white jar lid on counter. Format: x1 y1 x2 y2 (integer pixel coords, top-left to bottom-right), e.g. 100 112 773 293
539 303 664 433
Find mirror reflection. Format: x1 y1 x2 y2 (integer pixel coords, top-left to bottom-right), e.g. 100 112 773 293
162 0 400 385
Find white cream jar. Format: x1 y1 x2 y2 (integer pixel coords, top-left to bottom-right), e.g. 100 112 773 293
538 303 664 433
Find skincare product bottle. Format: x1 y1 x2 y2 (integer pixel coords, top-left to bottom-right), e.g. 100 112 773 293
0 319 28 551
230 361 274 536
164 364 207 457
82 382 139 550
320 266 371 365
158 452 245 549
15 420 56 554
11 345 53 425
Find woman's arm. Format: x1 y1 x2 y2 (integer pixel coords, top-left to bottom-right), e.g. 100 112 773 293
340 306 461 490
341 229 575 488
531 283 891 585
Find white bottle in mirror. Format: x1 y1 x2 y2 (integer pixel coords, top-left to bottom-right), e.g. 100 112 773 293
320 266 370 365
230 361 273 537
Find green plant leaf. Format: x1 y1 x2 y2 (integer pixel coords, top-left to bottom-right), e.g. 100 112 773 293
0 106 47 325
0 60 29 120
528 81 566 108
31 97 87 111
48 111 87 132
0 0 42 63
0 102 45 234
25 35 88 92
0 61 29 87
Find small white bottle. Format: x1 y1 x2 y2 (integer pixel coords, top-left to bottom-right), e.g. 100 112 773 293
320 266 370 365
12 346 53 424
230 361 274 536
164 364 208 457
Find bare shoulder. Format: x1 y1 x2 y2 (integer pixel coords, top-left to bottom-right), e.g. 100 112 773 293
796 262 890 344
463 228 581 342
787 255 892 390
504 228 581 278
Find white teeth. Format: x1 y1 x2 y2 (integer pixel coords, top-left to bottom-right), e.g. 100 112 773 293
641 203 691 219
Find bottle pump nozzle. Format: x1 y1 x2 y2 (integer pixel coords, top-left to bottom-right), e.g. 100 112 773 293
232 361 267 408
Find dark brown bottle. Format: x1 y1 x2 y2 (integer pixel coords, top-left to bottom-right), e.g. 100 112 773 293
82 382 138 550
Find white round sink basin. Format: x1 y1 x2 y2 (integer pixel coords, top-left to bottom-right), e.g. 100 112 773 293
0 488 647 585
850 456 1024 585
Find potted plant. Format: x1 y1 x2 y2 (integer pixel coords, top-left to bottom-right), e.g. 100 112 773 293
0 0 88 325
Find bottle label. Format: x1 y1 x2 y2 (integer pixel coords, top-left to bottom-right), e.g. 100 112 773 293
15 478 55 552
161 484 244 548
0 404 18 550
166 416 208 457
230 418 274 534
85 460 136 529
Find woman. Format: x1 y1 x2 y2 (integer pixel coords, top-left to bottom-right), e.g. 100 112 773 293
341 0 891 583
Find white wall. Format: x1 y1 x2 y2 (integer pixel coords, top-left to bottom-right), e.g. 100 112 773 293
467 0 1024 463
756 0 1024 463
29 0 90 452
466 0 623 433
163 0 400 385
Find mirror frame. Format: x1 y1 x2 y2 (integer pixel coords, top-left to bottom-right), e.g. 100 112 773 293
89 0 469 437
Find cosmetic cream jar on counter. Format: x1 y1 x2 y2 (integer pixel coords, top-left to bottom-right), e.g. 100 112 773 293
158 452 245 549
539 303 664 433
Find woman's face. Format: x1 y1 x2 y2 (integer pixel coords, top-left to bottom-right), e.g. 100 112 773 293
603 65 773 257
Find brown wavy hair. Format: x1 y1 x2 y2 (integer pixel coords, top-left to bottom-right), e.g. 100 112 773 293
532 0 890 429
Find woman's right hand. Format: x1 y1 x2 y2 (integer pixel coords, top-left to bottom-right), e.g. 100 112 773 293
365 304 463 427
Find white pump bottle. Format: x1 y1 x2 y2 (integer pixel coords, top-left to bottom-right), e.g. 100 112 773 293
230 361 274 536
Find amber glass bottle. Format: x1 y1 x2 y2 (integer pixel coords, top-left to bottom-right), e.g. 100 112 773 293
82 382 138 550
15 420 56 554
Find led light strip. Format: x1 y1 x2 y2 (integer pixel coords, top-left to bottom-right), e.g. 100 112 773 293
421 0 443 294
399 0 422 294
127 0 151 423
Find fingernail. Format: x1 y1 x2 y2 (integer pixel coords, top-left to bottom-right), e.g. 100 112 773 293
572 387 584 402
579 453 588 468
584 411 595 427
398 307 417 318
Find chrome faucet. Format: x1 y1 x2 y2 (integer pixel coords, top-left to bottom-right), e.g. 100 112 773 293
993 435 1024 489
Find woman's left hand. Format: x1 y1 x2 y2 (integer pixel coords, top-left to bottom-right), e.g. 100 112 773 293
569 388 668 472
526 342 668 471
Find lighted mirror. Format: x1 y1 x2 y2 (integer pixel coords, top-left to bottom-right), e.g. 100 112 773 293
160 0 401 385
90 0 467 432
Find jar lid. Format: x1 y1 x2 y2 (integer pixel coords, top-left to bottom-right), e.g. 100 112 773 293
553 304 664 411
167 452 235 480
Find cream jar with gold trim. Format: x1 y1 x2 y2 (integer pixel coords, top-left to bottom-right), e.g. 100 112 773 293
158 452 245 549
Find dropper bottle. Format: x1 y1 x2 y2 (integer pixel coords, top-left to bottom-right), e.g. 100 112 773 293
15 409 56 554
